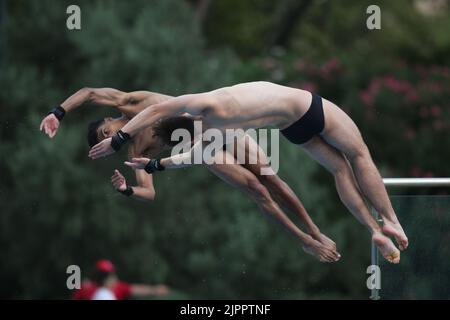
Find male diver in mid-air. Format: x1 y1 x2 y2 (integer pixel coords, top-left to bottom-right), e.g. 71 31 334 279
89 81 409 263
40 87 341 263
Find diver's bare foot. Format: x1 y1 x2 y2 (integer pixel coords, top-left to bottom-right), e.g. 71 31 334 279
302 238 341 263
311 232 337 252
372 232 400 264
382 220 408 250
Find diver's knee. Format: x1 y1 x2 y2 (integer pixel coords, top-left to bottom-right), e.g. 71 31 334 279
246 177 270 201
257 172 279 185
347 143 370 163
330 157 351 177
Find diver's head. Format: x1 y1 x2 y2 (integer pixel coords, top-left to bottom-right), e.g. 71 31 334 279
92 259 118 289
152 116 195 147
87 117 128 147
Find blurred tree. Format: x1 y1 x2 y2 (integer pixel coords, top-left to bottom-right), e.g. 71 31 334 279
267 0 313 49
201 0 450 299
0 0 239 299
0 0 7 64
1 0 449 300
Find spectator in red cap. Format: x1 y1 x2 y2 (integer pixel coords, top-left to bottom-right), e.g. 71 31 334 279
72 259 169 300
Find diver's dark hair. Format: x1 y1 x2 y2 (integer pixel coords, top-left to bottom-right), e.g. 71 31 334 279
153 116 195 147
91 270 112 286
87 119 105 148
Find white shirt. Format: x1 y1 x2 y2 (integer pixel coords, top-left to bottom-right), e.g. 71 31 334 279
92 287 116 300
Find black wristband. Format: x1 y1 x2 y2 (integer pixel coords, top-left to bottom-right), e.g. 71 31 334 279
119 185 134 197
48 105 66 121
111 130 132 151
144 159 165 174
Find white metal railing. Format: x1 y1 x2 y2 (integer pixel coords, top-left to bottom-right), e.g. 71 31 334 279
383 178 450 187
370 178 450 300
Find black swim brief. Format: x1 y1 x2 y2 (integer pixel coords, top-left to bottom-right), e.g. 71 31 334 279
280 92 325 145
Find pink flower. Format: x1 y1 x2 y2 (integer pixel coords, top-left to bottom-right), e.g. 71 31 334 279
383 75 412 93
318 58 341 80
360 91 374 107
322 58 340 71
294 58 307 71
320 71 332 81
262 57 278 70
430 65 450 77
429 82 443 93
441 66 450 77
301 82 317 93
404 128 416 140
433 120 444 131
410 166 422 177
405 91 418 103
368 78 382 95
430 105 442 117
418 81 444 96
424 171 434 178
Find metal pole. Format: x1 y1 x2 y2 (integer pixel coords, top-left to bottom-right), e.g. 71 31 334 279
383 178 450 187
370 208 381 300
370 177 450 300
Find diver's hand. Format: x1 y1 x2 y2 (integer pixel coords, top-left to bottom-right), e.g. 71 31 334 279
39 114 60 138
152 284 170 296
88 138 115 159
124 158 151 170
111 170 127 191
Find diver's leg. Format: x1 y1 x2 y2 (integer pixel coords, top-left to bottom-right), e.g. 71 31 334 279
207 150 340 262
320 98 408 250
300 136 400 263
235 135 336 250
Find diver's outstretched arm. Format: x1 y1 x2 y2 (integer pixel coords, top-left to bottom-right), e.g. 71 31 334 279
119 93 210 138
39 88 128 138
124 139 207 172
88 93 211 159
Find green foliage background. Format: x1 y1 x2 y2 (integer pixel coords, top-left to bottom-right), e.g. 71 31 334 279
0 0 448 299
